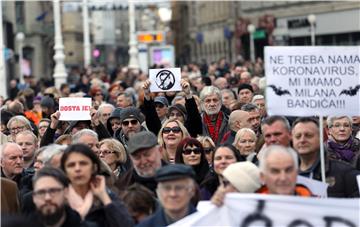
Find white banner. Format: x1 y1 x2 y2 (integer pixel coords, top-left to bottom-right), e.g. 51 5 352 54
149 68 182 92
265 46 360 116
171 194 359 227
59 98 92 121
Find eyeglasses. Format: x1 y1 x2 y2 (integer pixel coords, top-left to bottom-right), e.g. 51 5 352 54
162 126 181 134
331 123 351 129
99 150 116 155
33 187 64 199
183 147 202 155
158 184 191 194
203 147 214 154
95 93 103 96
9 125 26 133
122 119 139 126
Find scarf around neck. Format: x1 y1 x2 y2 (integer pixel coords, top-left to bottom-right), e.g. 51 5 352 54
67 185 93 220
328 137 354 162
204 112 223 143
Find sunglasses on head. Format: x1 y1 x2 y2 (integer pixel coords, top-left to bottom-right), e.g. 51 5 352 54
122 119 138 126
162 126 181 134
203 147 214 154
183 147 202 155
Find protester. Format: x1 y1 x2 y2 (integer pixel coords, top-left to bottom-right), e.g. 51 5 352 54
158 119 189 163
121 183 157 224
196 136 216 165
115 106 146 149
257 145 312 196
106 107 122 136
15 130 38 169
200 86 229 146
233 128 258 164
237 83 254 105
7 115 33 142
261 115 292 147
222 110 251 145
37 118 50 141
29 167 84 227
1 143 33 194
174 137 209 184
292 117 360 197
97 103 115 126
99 138 130 178
326 116 360 170
211 162 261 206
136 164 197 226
252 95 267 119
116 131 166 194
60 144 133 226
200 145 242 200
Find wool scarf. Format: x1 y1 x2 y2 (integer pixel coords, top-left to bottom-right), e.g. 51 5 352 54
204 112 223 143
328 137 355 162
67 185 93 220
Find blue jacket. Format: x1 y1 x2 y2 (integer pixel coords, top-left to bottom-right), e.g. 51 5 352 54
136 204 197 227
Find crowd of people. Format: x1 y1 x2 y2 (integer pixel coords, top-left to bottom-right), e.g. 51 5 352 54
1 57 360 226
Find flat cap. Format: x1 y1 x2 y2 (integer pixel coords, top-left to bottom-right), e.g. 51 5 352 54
127 131 158 154
155 164 195 182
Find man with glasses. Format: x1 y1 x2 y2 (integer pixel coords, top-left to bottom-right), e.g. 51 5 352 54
1 142 33 197
115 107 145 149
29 167 84 226
137 164 196 227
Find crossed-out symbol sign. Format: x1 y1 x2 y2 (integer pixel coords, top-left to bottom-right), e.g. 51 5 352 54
155 70 175 90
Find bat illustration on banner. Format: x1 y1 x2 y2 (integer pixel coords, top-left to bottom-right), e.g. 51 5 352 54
267 85 291 96
339 85 360 96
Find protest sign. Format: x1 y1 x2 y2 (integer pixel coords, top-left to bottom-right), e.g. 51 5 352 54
59 97 92 121
171 194 360 227
265 46 360 116
149 68 181 92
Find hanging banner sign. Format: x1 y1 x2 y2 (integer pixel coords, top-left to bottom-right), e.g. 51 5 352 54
59 97 92 121
265 46 360 116
170 194 359 227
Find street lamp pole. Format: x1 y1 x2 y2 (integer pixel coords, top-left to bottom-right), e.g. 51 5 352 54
53 0 67 89
247 24 256 62
82 0 91 68
307 14 316 46
0 0 7 98
16 32 25 84
128 1 139 69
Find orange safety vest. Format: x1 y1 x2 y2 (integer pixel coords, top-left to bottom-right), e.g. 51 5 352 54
256 184 313 197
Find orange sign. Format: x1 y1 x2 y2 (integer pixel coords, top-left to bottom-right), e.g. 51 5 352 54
137 32 164 43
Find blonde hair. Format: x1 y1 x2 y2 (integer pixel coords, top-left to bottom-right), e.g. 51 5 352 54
196 136 215 148
233 128 257 148
99 138 127 163
157 119 189 162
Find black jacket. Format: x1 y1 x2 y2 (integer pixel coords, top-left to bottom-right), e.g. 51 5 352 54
299 155 360 198
27 205 93 227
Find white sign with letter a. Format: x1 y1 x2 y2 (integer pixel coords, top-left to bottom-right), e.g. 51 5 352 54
59 97 92 121
265 46 360 116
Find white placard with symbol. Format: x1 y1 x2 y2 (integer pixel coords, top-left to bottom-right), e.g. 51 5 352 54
149 68 182 92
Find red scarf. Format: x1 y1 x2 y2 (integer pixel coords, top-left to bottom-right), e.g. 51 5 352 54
204 112 223 143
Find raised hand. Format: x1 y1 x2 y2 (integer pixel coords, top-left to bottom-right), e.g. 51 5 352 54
50 111 61 129
90 175 111 205
142 80 152 100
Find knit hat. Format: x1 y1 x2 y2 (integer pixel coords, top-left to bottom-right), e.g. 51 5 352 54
120 107 144 123
238 83 254 94
222 162 261 193
167 104 187 120
40 96 55 109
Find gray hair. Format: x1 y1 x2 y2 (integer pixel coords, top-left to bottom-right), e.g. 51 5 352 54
252 94 265 103
221 89 235 99
97 103 115 115
199 86 221 102
15 130 38 144
72 129 98 143
261 115 291 132
1 143 22 159
259 145 298 172
7 115 33 131
42 144 67 166
327 116 352 128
